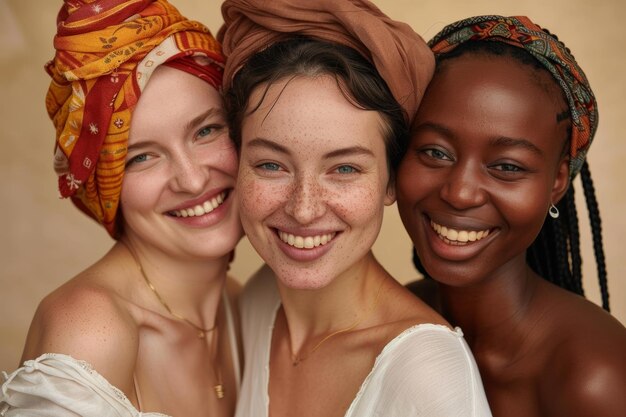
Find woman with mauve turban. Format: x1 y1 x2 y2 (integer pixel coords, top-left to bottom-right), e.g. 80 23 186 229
1 1 243 416
218 0 492 416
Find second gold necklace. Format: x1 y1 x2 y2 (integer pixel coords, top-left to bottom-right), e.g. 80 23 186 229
124 242 225 399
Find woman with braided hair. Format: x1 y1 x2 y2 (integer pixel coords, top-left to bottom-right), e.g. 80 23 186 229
1 1 243 416
397 15 626 417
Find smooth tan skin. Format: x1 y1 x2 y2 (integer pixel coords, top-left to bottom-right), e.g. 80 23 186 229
238 75 447 417
398 54 626 417
20 67 243 417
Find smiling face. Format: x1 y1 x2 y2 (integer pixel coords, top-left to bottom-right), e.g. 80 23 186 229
238 75 395 289
120 65 242 260
396 54 570 286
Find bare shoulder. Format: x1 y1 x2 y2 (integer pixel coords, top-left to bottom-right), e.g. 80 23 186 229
378 275 451 341
21 268 139 393
538 285 626 416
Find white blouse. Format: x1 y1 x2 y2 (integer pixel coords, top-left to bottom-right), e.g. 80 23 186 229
235 266 493 417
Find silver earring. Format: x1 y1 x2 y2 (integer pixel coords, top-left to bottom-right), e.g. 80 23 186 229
549 204 560 219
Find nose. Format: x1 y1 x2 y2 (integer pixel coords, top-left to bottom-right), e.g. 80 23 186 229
439 161 488 210
284 174 327 225
169 151 210 195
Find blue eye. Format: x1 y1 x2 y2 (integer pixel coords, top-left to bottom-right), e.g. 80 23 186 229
127 153 149 166
336 165 357 174
198 126 213 137
260 162 281 171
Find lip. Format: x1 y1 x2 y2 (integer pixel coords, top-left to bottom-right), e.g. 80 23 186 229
272 226 340 263
166 188 234 228
422 214 497 261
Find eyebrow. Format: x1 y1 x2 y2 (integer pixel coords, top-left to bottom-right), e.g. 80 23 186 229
490 136 543 155
323 146 374 159
246 138 291 155
127 139 160 153
412 122 455 139
184 107 224 132
246 138 375 159
415 122 543 156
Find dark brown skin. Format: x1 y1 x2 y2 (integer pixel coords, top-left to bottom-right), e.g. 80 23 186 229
396 54 626 417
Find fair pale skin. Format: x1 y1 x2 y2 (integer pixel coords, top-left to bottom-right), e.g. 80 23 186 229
237 75 447 417
21 66 243 417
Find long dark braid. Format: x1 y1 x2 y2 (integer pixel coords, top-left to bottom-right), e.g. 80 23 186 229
580 162 609 309
412 41 610 311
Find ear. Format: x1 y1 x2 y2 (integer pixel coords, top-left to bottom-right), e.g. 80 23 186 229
551 156 570 204
384 177 396 206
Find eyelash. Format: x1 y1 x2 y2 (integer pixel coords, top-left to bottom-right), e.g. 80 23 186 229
126 153 151 167
419 146 527 178
197 123 224 139
420 147 453 162
334 165 359 174
258 162 281 171
254 162 361 176
491 163 524 172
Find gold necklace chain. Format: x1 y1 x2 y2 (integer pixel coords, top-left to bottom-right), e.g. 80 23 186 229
287 275 386 366
123 241 224 399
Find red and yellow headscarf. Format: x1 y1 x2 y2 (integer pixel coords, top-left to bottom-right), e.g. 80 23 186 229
46 0 224 238
429 15 598 179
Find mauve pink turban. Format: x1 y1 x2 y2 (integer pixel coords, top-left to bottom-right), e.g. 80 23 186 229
218 0 434 124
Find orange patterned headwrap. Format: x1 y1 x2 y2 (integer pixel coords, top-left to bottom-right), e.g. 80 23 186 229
47 0 224 238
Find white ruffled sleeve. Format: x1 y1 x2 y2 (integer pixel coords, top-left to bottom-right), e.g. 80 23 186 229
0 354 167 417
346 324 492 417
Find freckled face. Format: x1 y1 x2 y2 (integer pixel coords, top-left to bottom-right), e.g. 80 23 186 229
238 75 395 290
396 55 569 286
120 66 242 260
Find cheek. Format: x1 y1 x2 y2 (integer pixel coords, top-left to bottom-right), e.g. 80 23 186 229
120 172 161 215
236 169 285 227
204 137 239 176
330 181 387 229
396 159 432 208
496 184 551 230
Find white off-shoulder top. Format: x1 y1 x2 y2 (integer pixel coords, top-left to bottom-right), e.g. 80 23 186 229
1 291 241 417
235 266 492 417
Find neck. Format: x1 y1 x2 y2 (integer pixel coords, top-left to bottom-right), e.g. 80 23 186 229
277 251 386 351
118 235 228 330
438 257 539 346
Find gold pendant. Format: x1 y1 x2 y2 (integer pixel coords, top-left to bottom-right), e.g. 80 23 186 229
214 384 224 399
198 331 205 339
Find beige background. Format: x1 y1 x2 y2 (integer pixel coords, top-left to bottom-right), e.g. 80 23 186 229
1 0 624 371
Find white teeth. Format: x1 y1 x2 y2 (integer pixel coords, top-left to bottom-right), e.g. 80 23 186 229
430 220 491 244
171 192 227 218
278 231 337 249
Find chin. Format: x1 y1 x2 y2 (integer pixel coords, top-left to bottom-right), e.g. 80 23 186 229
273 268 335 291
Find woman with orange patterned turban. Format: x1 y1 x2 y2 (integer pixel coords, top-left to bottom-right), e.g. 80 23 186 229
397 15 626 417
1 1 243 416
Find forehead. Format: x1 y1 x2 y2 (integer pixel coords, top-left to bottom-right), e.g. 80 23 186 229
242 75 385 153
130 66 222 140
424 55 559 126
